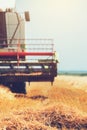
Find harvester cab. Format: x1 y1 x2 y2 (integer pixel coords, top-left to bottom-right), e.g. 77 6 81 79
0 8 58 94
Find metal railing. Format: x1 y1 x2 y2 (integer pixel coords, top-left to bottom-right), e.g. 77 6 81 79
0 39 55 62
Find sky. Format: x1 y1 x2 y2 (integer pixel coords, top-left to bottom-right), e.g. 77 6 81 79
0 0 15 9
1 0 87 71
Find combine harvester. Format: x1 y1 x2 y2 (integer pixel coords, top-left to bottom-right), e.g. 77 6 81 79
0 8 58 94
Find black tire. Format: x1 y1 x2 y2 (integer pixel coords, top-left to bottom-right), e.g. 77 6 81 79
10 82 26 94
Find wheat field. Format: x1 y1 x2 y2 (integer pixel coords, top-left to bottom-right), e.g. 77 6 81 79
0 75 87 129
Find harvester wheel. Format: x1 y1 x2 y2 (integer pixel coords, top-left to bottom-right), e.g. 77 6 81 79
10 82 26 94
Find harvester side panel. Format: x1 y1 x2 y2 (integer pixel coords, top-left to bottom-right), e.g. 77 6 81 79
0 12 7 47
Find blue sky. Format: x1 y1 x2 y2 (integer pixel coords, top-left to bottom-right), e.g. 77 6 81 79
1 0 87 71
